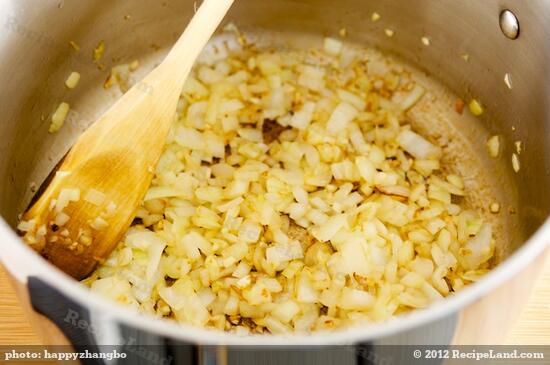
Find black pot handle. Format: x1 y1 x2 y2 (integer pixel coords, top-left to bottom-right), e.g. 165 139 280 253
28 276 106 364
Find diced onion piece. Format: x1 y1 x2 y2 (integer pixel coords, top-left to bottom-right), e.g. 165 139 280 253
106 202 117 215
326 102 358 134
222 242 248 262
49 102 70 133
288 102 315 130
145 186 188 201
195 186 223 202
515 141 522 154
296 271 319 303
238 221 261 243
486 135 500 158
36 225 47 237
242 281 271 305
355 156 376 184
182 76 209 99
197 288 215 307
90 277 132 302
338 288 375 310
91 216 109 230
266 240 303 267
378 185 410 198
65 72 81 89
398 84 425 110
468 99 484 116
512 153 520 173
264 316 291 334
84 189 106 206
55 188 80 213
311 214 347 242
397 130 441 159
17 219 35 232
55 212 70 226
221 99 245 114
181 231 213 259
271 300 300 323
459 224 493 270
93 41 105 61
337 89 366 111
337 238 370 276
323 37 343 56
504 73 513 90
56 171 71 179
297 65 325 91
175 126 204 150
146 238 166 279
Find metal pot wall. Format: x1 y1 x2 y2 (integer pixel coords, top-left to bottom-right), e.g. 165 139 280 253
0 0 549 363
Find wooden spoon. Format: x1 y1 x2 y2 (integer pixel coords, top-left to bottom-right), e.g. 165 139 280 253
20 0 235 279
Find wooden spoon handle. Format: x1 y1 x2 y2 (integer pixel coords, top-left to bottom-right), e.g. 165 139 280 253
162 0 235 85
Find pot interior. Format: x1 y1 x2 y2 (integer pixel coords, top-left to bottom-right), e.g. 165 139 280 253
1 0 549 279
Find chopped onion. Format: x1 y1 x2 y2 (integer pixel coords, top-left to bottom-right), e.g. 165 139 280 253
323 37 343 56
397 84 425 110
54 212 70 226
468 99 484 116
271 300 300 323
512 153 520 173
65 71 81 89
49 102 70 133
17 219 35 232
486 135 500 158
397 130 441 159
338 288 375 310
82 28 495 334
55 188 80 213
459 224 493 270
311 214 347 242
337 89 366 111
326 102 358 134
296 271 320 303
288 102 315 130
84 189 106 206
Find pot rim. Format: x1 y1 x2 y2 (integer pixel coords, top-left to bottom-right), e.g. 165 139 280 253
0 215 548 346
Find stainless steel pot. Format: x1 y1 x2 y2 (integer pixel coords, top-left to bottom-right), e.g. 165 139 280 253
0 0 549 362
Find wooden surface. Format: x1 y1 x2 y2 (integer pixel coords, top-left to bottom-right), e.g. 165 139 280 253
1 252 549 345
0 265 42 345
